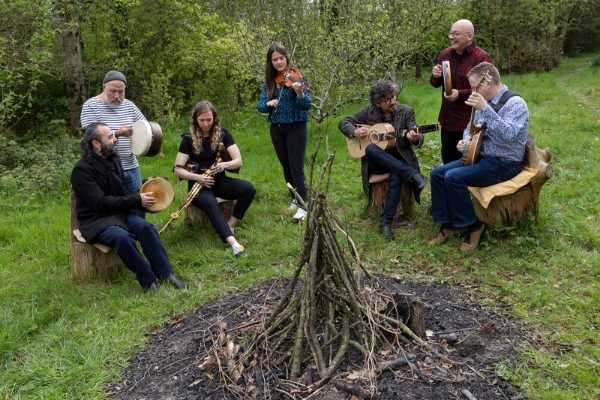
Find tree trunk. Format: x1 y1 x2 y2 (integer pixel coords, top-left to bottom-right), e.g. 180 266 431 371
54 0 86 136
70 193 123 282
368 180 415 224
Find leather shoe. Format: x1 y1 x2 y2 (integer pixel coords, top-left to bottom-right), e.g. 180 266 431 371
165 274 187 289
412 174 426 204
428 226 461 245
144 282 159 294
460 223 486 252
380 223 395 241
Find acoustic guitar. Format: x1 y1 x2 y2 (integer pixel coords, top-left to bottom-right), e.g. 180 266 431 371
462 72 491 166
346 123 439 159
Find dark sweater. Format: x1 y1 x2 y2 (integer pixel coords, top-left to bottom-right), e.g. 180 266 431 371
430 43 492 132
70 154 141 242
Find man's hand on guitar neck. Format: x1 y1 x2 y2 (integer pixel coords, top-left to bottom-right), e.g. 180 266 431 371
353 126 368 138
405 129 421 144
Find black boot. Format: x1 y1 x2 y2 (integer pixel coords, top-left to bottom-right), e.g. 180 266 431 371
380 222 395 241
411 173 426 204
165 274 187 289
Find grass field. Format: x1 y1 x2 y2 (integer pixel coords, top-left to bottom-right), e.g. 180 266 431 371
1 53 599 399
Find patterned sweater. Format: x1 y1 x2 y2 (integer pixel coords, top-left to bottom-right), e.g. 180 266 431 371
256 82 312 124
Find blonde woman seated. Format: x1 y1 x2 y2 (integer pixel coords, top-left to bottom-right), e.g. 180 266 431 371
174 101 255 257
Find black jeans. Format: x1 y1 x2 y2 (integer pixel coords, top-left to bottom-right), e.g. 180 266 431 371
365 144 417 224
441 128 464 164
270 122 307 203
191 174 256 241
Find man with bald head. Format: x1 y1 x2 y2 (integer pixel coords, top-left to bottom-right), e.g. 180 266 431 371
431 19 492 163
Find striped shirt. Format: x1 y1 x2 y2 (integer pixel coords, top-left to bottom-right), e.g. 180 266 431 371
463 85 528 162
80 97 146 171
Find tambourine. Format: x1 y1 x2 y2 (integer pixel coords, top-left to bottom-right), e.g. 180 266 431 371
442 61 452 96
139 177 174 213
131 120 163 157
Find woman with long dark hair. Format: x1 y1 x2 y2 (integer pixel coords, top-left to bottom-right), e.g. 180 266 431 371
174 101 255 256
257 43 312 222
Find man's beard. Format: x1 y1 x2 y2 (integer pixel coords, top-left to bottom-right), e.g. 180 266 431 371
101 143 117 158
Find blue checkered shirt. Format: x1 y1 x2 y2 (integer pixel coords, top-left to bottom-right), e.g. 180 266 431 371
463 85 528 162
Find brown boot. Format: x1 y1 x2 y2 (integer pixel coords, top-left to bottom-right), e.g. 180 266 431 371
460 223 486 252
429 227 459 245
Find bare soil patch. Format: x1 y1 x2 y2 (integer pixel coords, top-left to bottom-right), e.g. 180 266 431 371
109 277 528 399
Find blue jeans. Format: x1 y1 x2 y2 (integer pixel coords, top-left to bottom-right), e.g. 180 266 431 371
122 167 142 194
122 167 145 217
430 157 522 229
96 214 172 289
365 144 418 224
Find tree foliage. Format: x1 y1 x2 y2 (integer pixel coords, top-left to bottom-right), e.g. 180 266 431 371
0 0 597 135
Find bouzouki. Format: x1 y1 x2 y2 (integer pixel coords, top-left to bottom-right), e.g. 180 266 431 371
346 123 439 159
462 72 491 166
442 61 452 96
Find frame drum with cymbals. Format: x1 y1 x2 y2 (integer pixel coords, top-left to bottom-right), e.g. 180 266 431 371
442 60 452 96
131 120 163 157
139 177 174 213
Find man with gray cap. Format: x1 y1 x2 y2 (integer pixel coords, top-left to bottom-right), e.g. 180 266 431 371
80 70 146 194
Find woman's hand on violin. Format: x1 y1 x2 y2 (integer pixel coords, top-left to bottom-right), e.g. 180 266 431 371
292 81 304 97
267 99 279 108
457 139 469 152
197 174 214 188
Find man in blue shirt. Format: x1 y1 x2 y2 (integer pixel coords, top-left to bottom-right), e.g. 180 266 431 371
430 62 528 251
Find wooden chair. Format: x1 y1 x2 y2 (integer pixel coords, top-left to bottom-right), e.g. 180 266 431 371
469 137 553 225
69 193 123 282
186 198 236 226
367 174 416 225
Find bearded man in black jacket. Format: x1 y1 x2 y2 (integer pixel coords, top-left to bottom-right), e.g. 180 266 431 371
71 122 185 293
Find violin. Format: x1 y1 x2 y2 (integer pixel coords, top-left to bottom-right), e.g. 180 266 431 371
275 67 306 89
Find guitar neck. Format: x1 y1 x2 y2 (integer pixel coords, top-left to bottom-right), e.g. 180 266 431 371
416 123 439 134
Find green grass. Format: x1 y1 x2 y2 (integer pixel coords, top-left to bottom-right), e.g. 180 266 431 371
1 53 599 399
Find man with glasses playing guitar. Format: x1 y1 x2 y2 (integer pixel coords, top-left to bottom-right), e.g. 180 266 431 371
339 80 427 241
430 62 529 251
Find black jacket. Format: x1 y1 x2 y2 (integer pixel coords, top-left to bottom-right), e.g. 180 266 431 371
339 104 423 195
70 154 141 242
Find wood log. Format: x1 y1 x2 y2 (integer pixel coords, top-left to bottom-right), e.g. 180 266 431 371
69 193 123 282
472 136 552 226
186 198 235 226
368 178 415 224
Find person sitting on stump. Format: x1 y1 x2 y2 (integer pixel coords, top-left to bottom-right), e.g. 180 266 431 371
339 80 426 241
429 62 528 251
71 122 186 293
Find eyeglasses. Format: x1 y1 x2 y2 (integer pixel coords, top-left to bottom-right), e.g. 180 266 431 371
381 96 396 103
448 31 463 38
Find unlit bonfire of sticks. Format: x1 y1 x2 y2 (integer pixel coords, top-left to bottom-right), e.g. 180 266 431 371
198 157 446 399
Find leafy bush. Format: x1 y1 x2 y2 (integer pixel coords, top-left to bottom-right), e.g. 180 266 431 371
0 133 79 202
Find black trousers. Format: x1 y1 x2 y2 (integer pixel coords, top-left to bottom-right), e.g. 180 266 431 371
270 122 307 203
441 128 464 164
191 174 256 241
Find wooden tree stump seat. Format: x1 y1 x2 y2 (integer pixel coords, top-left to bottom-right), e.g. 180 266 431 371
186 198 236 227
367 173 416 224
69 193 123 282
469 137 553 226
